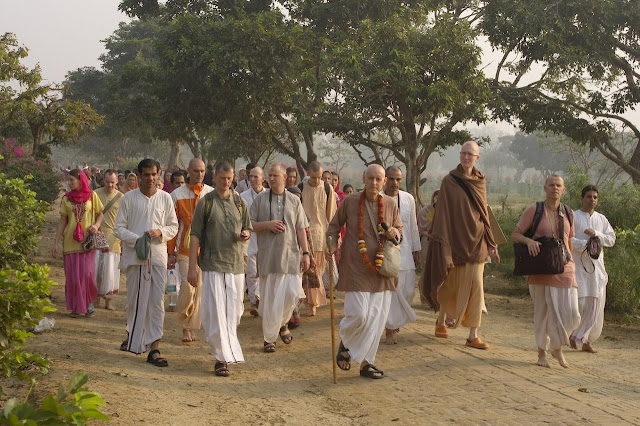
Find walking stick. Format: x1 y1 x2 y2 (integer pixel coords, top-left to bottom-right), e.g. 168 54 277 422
327 236 338 384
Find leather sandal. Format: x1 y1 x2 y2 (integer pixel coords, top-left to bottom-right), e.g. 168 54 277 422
263 341 276 353
279 326 293 344
465 337 489 350
360 364 384 379
146 349 168 367
435 321 448 338
336 341 351 371
214 361 230 377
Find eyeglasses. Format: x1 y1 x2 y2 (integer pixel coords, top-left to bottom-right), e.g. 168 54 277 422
460 151 478 158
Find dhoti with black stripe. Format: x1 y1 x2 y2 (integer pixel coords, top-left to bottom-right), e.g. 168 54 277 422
125 265 166 354
201 271 245 363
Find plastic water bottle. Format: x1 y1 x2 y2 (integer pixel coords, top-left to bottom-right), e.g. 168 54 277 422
167 270 178 308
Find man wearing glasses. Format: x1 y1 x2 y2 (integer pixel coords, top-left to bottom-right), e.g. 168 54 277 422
419 140 500 350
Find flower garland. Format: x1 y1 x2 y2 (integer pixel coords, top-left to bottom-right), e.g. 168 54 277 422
357 191 385 273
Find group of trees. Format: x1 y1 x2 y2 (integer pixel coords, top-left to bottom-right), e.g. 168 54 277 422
2 0 639 202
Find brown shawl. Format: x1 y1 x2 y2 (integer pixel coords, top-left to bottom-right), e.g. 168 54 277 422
419 165 496 311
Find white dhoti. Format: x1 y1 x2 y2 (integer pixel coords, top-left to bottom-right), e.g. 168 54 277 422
246 251 260 306
125 265 166 354
201 271 244 363
340 291 392 364
259 273 305 343
386 269 417 330
572 285 606 344
529 285 581 350
95 251 120 299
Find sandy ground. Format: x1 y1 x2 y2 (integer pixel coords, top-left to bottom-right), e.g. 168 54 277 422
2 207 640 425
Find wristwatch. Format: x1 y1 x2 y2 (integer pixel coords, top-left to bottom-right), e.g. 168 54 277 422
302 251 310 256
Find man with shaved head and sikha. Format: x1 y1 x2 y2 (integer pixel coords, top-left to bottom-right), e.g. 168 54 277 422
327 164 402 379
420 140 500 350
240 166 266 316
167 158 214 343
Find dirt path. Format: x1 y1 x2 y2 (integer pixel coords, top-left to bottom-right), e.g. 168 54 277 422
3 207 640 425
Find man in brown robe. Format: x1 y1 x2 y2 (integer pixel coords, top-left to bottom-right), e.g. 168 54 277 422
327 164 402 379
419 140 500 349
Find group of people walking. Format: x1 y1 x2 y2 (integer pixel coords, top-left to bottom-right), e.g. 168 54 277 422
51 140 615 379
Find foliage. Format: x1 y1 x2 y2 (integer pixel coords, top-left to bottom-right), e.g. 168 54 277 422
507 132 571 178
606 226 640 319
492 208 527 285
0 33 103 157
0 264 55 384
0 373 110 425
0 139 61 205
481 0 640 183
0 157 49 268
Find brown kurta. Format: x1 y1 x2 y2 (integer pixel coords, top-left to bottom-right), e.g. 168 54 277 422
419 165 496 310
327 192 402 293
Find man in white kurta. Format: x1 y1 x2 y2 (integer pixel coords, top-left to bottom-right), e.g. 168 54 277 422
382 166 419 344
240 166 266 316
250 164 311 352
114 159 178 366
94 170 123 310
188 162 252 377
570 185 616 353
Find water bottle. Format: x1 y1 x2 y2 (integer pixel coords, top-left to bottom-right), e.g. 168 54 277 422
167 270 178 308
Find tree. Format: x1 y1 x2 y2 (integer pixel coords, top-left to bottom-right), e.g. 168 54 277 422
508 132 571 178
0 33 102 158
481 0 640 183
324 7 489 204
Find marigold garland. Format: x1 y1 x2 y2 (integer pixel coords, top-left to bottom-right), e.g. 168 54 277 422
357 191 385 273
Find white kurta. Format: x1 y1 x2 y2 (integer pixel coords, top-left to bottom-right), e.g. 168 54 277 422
570 209 615 344
383 190 420 330
571 210 616 298
114 189 179 270
241 187 264 306
114 189 178 354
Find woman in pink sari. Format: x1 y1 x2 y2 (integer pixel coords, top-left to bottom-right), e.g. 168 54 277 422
52 169 104 317
330 171 345 205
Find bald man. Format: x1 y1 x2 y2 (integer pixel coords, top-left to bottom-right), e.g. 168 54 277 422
168 158 214 343
327 164 402 379
420 141 500 350
250 164 311 353
240 166 266 316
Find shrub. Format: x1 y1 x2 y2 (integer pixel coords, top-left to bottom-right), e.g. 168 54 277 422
604 226 640 319
0 139 61 205
0 168 48 269
0 373 109 424
0 264 56 384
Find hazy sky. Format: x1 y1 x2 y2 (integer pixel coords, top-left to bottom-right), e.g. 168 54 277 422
0 0 129 84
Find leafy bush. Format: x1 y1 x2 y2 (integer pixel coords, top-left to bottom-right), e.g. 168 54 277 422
604 227 640 319
0 169 48 269
0 373 109 424
0 139 61 205
0 264 56 384
492 208 527 285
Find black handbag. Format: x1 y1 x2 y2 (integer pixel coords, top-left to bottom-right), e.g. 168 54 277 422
513 202 573 276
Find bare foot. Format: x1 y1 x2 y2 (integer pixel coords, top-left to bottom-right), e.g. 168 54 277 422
105 299 114 310
551 348 570 368
582 343 598 353
537 349 550 368
384 328 397 345
307 306 317 317
181 329 192 343
570 338 577 349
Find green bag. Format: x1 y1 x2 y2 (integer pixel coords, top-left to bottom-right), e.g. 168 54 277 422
135 233 151 260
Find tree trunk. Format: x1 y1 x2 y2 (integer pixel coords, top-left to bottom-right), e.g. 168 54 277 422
167 141 181 169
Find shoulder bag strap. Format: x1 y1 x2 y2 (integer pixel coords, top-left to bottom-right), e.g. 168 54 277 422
102 192 123 215
364 199 381 242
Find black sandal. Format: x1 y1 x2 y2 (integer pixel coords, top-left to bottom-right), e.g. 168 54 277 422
214 361 230 377
263 341 276 353
336 341 351 371
279 326 293 344
146 349 168 367
120 340 128 351
360 364 384 379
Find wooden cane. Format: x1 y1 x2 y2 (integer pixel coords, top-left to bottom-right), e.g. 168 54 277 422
327 236 338 384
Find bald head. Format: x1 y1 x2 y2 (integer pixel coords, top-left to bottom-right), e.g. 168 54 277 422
249 166 265 192
459 140 480 175
462 140 479 154
268 164 287 194
188 158 206 184
363 164 386 199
